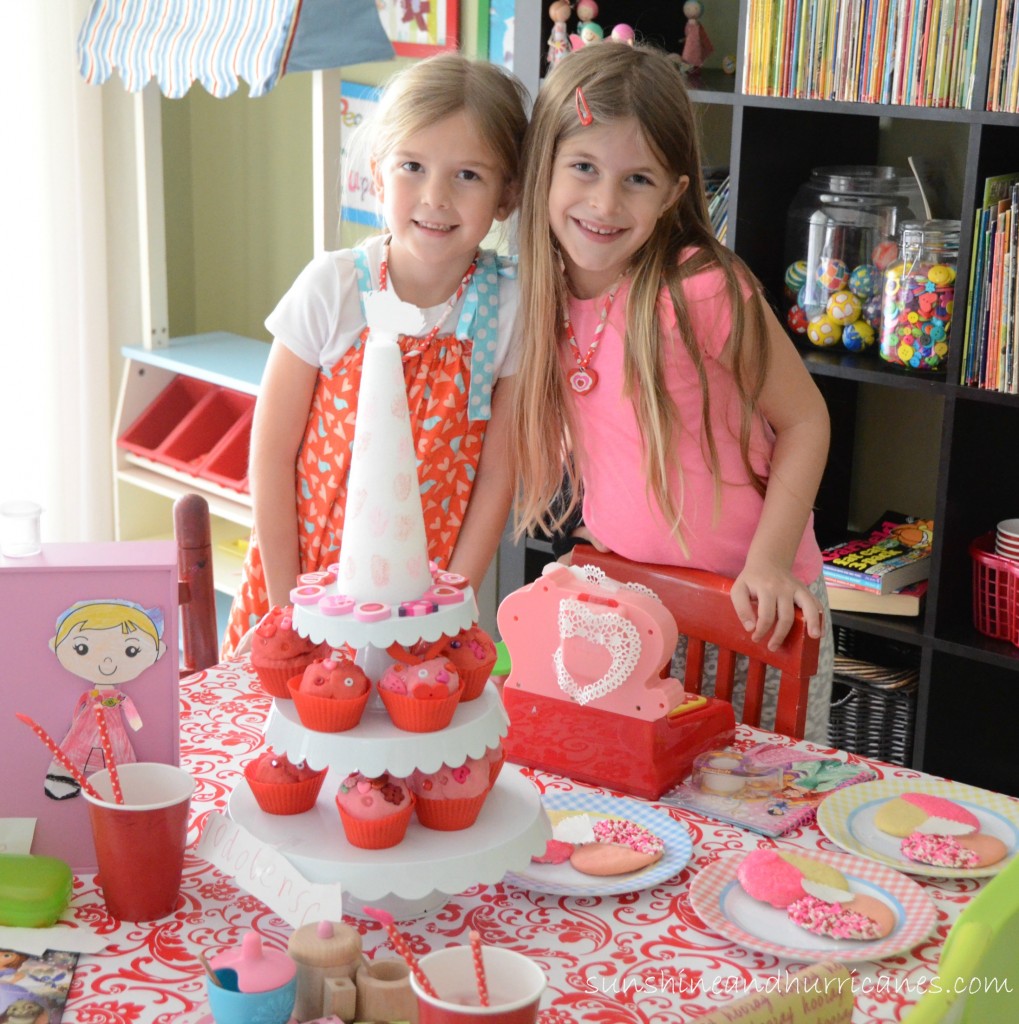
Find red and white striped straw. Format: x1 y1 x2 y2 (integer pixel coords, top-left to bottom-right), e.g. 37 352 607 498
92 698 124 804
469 930 490 1007
16 713 101 799
364 906 438 997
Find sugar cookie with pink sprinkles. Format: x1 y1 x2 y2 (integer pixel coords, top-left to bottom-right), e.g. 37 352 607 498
875 792 1008 868
569 818 665 876
737 849 895 940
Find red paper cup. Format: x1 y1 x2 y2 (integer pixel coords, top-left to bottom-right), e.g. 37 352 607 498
82 762 194 922
411 946 546 1024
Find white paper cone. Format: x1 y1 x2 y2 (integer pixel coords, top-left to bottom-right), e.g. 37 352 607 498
337 308 433 605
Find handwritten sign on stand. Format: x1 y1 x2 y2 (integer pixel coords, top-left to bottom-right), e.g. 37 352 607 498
694 962 854 1024
198 812 344 929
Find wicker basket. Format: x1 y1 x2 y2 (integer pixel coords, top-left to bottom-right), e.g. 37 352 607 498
827 627 919 766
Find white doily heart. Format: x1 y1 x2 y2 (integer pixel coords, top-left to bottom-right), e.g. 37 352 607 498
554 598 641 705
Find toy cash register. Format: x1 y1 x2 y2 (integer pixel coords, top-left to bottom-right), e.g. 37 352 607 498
497 563 735 799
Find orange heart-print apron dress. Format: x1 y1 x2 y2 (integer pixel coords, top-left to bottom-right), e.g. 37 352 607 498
224 247 507 657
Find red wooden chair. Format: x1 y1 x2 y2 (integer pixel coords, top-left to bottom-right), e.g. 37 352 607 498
173 493 219 676
571 545 820 739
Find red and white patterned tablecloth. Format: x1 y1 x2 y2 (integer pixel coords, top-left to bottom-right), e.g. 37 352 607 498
59 660 986 1024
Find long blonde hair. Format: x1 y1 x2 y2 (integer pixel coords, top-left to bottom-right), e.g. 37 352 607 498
511 44 770 547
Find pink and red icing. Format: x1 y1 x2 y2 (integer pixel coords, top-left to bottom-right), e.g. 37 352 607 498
736 848 807 908
900 793 980 831
440 625 497 672
378 657 459 699
532 839 574 864
251 605 323 665
335 772 411 820
246 749 320 784
298 656 369 700
786 896 883 940
592 818 665 855
409 757 490 801
901 832 980 868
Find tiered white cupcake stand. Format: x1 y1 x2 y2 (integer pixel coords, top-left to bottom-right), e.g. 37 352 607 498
227 297 549 919
229 591 549 919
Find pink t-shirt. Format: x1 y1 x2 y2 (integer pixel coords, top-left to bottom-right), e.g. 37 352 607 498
565 264 822 585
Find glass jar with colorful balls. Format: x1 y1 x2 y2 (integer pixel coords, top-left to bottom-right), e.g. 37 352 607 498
879 219 960 372
783 167 923 354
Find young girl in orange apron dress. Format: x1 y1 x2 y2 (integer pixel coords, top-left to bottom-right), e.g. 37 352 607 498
224 55 528 656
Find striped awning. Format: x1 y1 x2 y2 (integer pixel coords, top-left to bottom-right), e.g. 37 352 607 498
77 0 394 98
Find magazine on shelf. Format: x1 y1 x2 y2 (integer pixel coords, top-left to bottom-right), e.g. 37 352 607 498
660 743 877 838
821 511 934 594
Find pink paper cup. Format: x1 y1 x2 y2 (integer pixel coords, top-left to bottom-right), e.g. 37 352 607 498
410 946 546 1024
82 762 194 921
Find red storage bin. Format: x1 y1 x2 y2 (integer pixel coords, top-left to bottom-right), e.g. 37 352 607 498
118 376 216 458
970 533 1019 648
199 406 253 493
159 388 255 475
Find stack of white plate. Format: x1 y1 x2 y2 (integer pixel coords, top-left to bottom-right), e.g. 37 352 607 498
995 518 1019 560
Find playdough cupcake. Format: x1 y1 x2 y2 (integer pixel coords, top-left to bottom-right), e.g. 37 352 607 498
377 657 463 732
244 749 326 815
409 756 492 831
335 772 415 849
485 742 506 787
439 625 497 701
250 605 329 699
287 654 371 732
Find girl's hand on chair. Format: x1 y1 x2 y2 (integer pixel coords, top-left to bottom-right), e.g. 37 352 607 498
731 561 823 650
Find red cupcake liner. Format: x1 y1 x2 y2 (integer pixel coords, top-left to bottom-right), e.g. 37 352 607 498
457 662 496 702
378 681 464 732
414 790 490 831
336 795 415 849
287 675 370 732
252 645 329 699
244 765 326 815
488 751 506 788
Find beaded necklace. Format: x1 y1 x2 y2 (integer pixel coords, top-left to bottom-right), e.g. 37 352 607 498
563 280 621 394
378 240 478 349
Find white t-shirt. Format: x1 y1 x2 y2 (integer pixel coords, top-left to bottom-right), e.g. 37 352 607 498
265 234 520 376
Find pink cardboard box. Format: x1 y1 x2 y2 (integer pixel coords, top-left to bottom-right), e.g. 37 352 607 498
0 542 181 873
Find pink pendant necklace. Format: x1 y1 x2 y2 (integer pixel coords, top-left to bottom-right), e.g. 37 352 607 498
378 241 478 348
563 280 622 394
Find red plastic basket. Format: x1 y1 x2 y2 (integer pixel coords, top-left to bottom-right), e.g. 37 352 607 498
970 533 1019 648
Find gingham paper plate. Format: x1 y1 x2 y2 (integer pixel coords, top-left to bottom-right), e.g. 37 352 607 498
689 847 937 963
817 778 1019 878
503 792 692 897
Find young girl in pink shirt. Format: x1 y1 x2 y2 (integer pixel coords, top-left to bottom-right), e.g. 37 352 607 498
511 44 834 740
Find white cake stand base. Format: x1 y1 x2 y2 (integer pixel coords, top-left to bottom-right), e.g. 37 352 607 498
227 764 550 921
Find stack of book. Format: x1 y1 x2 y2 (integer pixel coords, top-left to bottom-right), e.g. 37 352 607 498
822 511 934 616
742 0 982 109
961 172 1019 394
987 0 1019 112
706 173 731 245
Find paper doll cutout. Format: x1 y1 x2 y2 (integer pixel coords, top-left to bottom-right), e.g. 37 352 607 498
43 600 166 800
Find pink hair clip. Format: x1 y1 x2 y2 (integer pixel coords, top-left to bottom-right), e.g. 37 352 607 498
575 86 593 126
